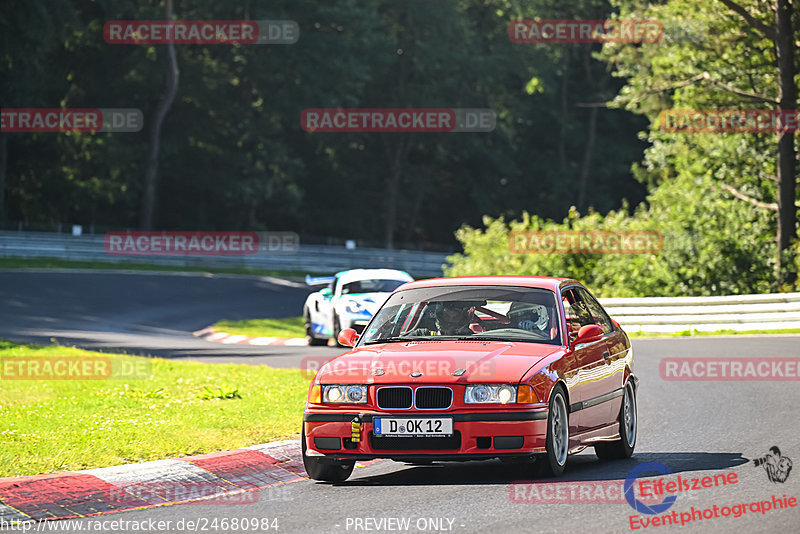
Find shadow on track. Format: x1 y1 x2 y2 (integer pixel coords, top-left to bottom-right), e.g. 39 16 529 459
331 452 749 486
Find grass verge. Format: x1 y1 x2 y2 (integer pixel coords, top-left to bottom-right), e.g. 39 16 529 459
627 327 800 338
212 318 800 340
0 340 308 478
212 317 306 339
0 256 316 279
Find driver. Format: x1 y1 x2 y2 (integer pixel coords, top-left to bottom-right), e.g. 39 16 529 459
405 301 475 337
508 302 550 336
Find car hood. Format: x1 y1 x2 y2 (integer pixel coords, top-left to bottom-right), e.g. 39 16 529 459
316 341 562 384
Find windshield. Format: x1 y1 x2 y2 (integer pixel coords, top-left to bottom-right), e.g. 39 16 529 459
341 279 408 294
359 285 561 345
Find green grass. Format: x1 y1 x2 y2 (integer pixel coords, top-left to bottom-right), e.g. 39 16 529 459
0 340 309 478
0 256 315 279
213 317 306 338
627 327 800 338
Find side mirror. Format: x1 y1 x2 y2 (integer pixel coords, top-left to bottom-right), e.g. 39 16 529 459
337 328 359 347
320 287 332 298
574 324 603 345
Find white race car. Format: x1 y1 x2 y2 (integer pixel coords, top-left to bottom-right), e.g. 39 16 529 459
303 269 414 345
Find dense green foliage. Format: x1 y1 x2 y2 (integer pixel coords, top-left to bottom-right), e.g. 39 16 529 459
446 177 776 296
2 1 798 293
447 0 800 294
1 0 646 247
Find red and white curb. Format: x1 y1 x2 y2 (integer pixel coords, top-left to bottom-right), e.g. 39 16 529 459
0 440 372 524
193 327 311 346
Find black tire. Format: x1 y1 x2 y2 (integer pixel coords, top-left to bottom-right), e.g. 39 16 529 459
301 424 355 482
333 315 343 346
535 386 570 477
595 381 637 460
304 308 327 346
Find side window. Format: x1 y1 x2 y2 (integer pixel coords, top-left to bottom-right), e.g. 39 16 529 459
577 288 614 334
562 288 594 335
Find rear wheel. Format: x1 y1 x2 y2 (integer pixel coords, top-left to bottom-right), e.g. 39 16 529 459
304 308 327 346
535 387 569 477
301 424 355 482
595 381 637 460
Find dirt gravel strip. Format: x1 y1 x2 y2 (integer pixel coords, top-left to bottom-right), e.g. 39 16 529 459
0 440 377 525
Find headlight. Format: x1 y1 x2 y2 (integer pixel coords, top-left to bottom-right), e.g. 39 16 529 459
345 300 365 313
464 384 518 404
322 385 367 404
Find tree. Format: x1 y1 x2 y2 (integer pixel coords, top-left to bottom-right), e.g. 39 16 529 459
601 0 799 287
140 0 179 230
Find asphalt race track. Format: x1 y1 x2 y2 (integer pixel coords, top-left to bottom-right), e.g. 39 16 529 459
1 270 799 533
0 270 343 367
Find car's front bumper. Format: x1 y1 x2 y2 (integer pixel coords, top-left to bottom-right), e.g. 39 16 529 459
303 409 549 461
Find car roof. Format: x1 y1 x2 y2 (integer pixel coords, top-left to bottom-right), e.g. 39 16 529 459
336 269 414 286
397 275 578 292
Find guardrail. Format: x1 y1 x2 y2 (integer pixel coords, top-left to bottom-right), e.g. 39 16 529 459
0 231 450 277
599 293 800 333
2 231 797 332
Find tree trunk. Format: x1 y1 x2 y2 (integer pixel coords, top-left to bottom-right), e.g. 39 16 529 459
383 169 399 250
140 0 179 230
775 0 797 286
382 136 410 249
576 106 598 211
558 73 568 174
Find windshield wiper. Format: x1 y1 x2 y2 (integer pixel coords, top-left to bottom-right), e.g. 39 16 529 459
363 336 433 345
452 336 507 342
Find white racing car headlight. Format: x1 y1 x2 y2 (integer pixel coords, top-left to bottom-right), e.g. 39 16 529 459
345 300 366 314
464 385 518 404
322 385 368 404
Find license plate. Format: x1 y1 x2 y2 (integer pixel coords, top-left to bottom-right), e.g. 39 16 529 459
373 417 453 437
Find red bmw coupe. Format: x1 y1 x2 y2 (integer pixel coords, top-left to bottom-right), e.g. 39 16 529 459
302 276 637 481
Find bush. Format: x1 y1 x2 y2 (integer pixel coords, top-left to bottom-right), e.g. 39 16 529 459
445 175 776 297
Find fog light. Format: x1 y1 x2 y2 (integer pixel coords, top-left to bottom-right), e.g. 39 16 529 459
472 386 490 403
346 385 365 403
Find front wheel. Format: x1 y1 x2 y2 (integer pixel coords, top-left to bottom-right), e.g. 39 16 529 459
301 424 355 482
595 380 637 460
535 387 569 477
304 308 327 346
333 315 343 347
